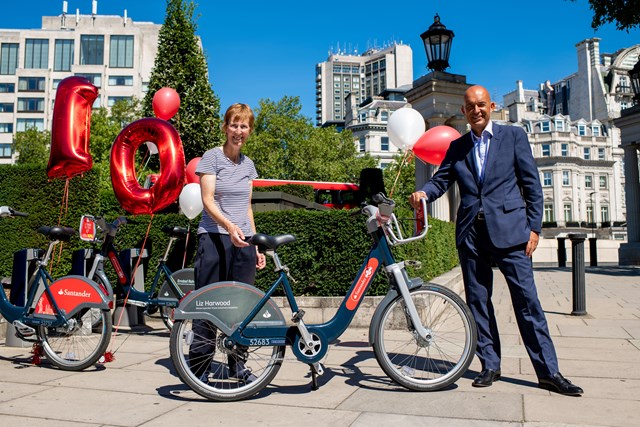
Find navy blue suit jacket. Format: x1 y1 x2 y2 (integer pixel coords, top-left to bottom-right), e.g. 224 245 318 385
421 123 543 249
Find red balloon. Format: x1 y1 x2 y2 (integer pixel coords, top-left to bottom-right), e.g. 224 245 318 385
152 87 180 120
186 157 201 184
412 125 461 166
111 118 186 215
47 76 98 179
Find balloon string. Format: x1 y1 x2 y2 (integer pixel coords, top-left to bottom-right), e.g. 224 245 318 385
182 224 190 270
136 150 150 185
51 179 71 276
389 150 412 198
109 214 155 354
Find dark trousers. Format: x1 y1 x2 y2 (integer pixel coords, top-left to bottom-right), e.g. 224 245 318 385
458 219 559 379
189 233 257 376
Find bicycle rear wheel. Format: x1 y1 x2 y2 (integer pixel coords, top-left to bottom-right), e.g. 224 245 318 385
170 318 285 401
38 308 112 371
373 284 477 391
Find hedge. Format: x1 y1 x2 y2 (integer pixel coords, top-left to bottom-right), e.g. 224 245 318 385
1 164 458 297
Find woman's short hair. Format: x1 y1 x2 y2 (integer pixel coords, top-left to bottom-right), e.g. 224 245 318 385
222 103 254 133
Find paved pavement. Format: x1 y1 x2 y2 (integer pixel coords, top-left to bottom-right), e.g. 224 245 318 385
1 265 639 426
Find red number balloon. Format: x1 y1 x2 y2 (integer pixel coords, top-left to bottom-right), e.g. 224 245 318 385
47 76 99 179
110 118 186 215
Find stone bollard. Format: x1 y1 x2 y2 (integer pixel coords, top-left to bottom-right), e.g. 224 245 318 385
568 233 587 315
557 237 567 268
589 237 598 267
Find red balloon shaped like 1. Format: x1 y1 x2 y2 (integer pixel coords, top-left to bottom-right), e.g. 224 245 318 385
47 76 99 179
185 157 201 184
412 125 462 166
152 87 180 120
111 118 186 215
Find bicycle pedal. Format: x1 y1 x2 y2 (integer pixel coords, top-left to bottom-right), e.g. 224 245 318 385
311 362 324 376
291 310 305 323
13 320 36 337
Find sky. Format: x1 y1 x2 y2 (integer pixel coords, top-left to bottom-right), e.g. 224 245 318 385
1 0 639 120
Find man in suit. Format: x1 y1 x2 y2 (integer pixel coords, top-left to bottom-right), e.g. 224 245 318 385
409 85 583 396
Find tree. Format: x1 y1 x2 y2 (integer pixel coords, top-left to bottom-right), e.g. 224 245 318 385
567 0 640 31
244 96 377 183
14 128 50 166
383 152 417 210
142 0 222 162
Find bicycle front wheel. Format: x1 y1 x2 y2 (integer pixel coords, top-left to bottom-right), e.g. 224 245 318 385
38 308 112 371
373 284 477 391
170 318 285 402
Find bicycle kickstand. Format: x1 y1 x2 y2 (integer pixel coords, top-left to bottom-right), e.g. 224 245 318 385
309 362 324 391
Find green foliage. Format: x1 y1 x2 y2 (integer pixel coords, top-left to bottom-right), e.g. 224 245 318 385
383 151 417 210
244 97 377 181
567 0 640 31
14 128 50 166
142 0 222 162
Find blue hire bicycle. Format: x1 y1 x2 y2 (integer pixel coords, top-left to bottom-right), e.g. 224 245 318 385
0 206 112 370
169 194 477 401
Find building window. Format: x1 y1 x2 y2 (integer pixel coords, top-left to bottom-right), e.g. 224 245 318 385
599 175 607 189
109 35 134 68
561 143 568 156
541 121 550 132
0 143 11 158
380 111 388 122
0 123 13 133
24 39 49 69
586 205 594 223
381 136 389 151
578 124 586 136
0 103 13 113
17 98 44 112
601 206 609 223
542 171 552 187
75 73 102 88
562 170 570 186
583 147 591 160
585 174 593 189
564 204 572 222
544 203 554 222
359 136 365 152
18 77 46 92
108 75 134 86
555 120 565 131
0 83 15 93
80 35 104 65
54 39 74 71
542 144 550 156
592 125 600 136
598 147 605 160
0 43 19 75
16 118 44 131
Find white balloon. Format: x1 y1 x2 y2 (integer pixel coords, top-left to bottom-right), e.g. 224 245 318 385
387 108 426 150
179 183 203 220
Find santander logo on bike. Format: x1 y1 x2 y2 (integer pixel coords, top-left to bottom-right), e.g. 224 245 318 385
58 288 94 298
346 258 378 310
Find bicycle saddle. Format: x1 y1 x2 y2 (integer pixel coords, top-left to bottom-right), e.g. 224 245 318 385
37 226 77 242
161 225 189 238
250 233 296 250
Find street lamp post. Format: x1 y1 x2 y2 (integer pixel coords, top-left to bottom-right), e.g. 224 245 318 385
630 58 640 105
589 191 596 238
420 14 455 72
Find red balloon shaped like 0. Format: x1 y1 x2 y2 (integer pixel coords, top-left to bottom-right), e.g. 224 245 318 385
412 125 461 166
111 118 186 215
185 157 201 184
47 76 99 179
152 87 181 121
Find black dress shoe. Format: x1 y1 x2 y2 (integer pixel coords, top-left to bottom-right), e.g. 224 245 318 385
472 369 501 387
538 372 583 396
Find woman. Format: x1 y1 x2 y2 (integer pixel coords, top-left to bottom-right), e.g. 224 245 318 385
189 103 266 383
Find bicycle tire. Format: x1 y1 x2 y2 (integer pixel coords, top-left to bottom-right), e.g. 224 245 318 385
159 268 194 330
373 284 477 391
170 318 285 402
38 308 112 371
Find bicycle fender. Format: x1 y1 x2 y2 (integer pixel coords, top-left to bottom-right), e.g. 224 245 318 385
173 281 286 336
94 270 114 301
33 275 111 318
368 289 400 346
157 267 194 302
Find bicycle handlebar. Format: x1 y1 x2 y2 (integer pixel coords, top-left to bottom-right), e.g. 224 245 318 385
0 206 29 218
364 194 429 246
